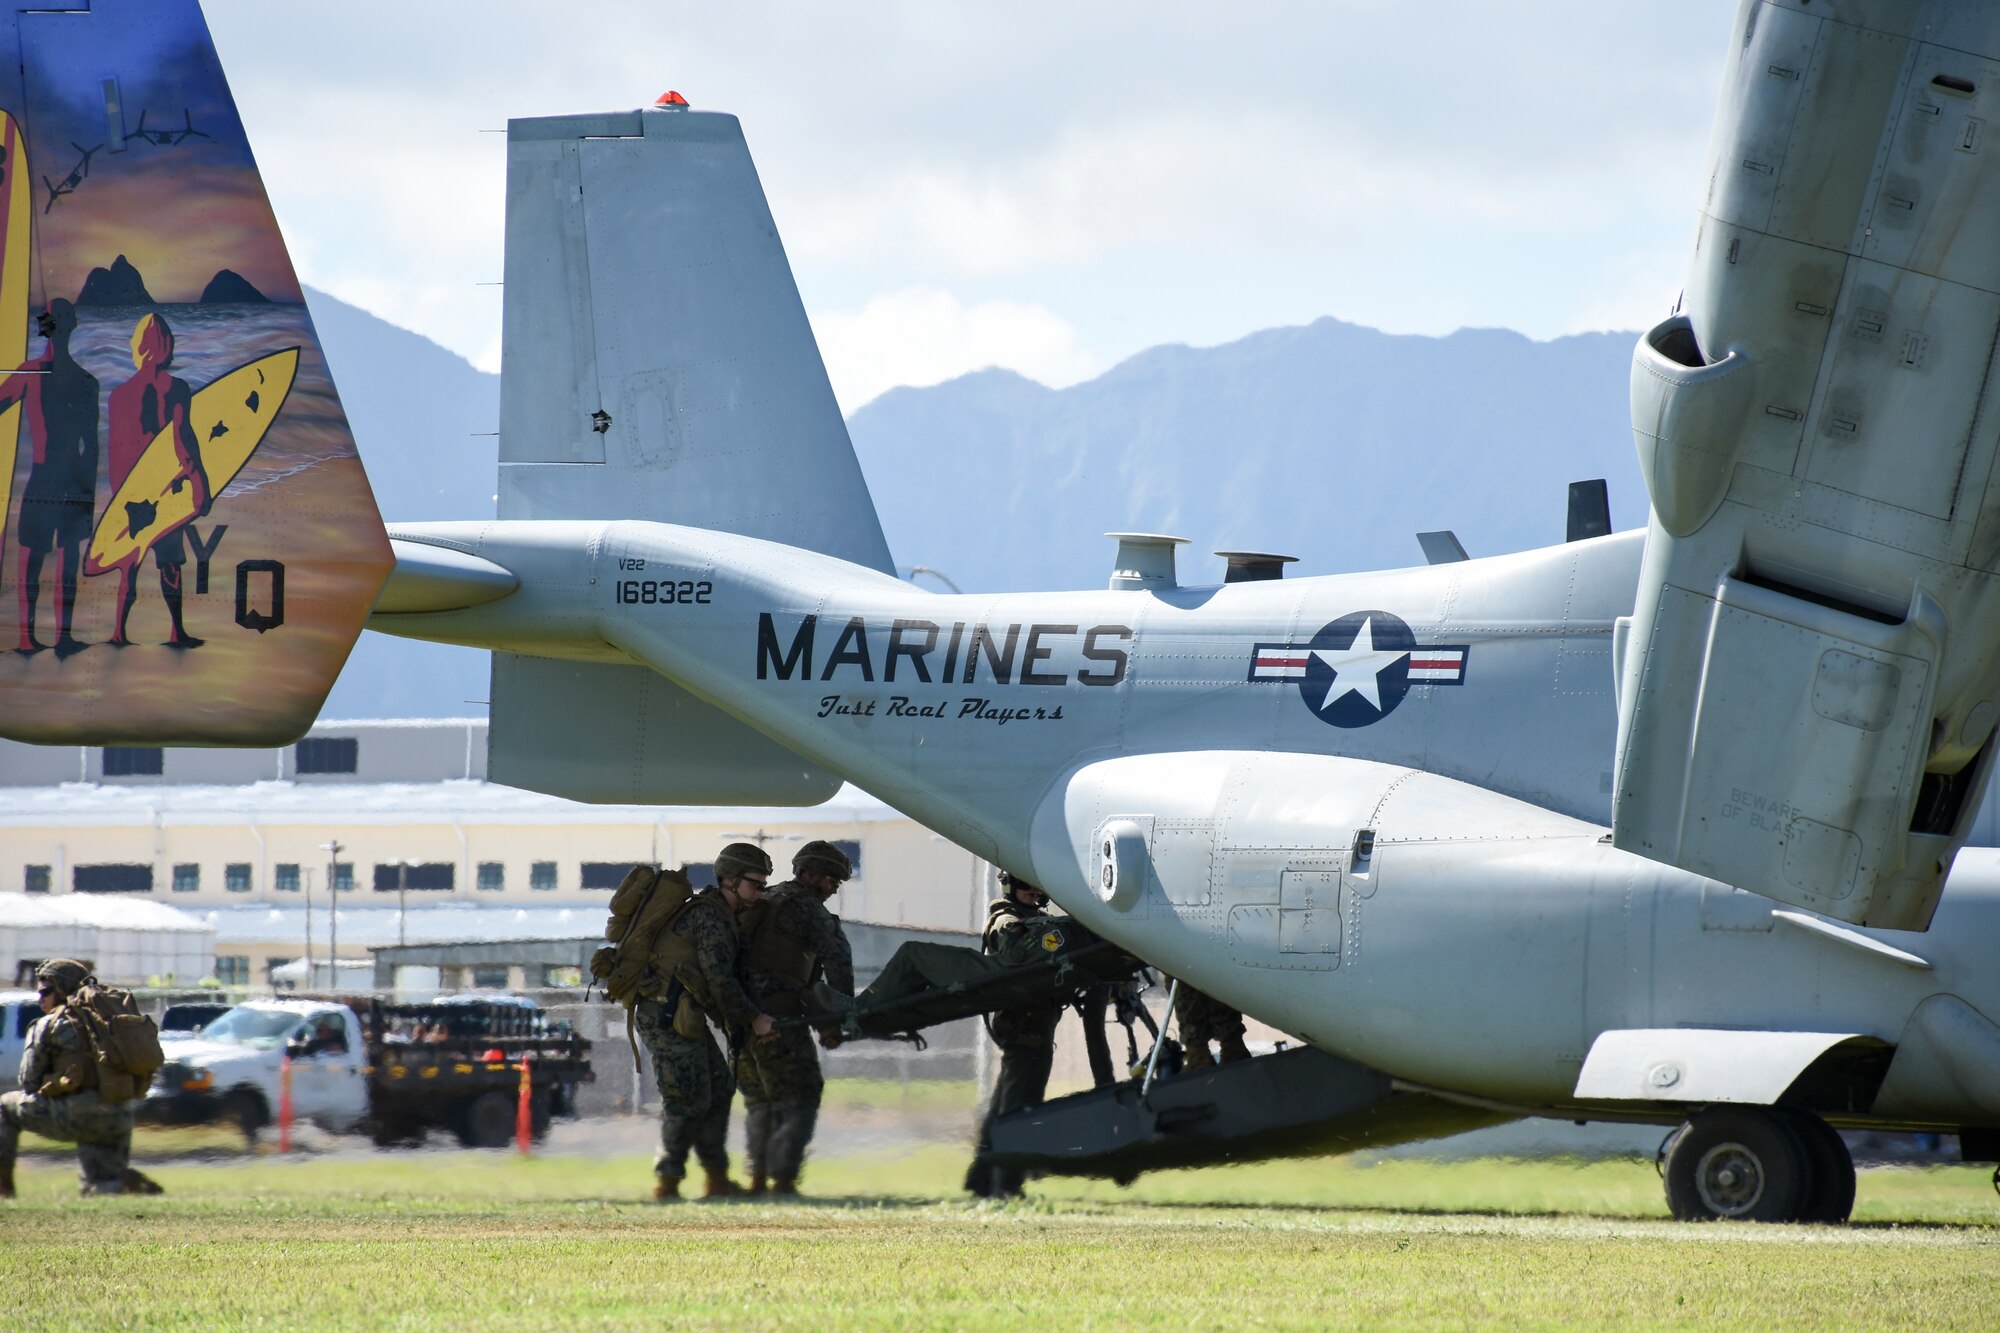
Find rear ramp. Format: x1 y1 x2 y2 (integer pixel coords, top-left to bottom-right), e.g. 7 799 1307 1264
987 1046 1516 1181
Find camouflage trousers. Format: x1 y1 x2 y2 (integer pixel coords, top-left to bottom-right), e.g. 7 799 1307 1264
0 1088 135 1191
1175 985 1246 1053
964 1041 1054 1198
735 1013 823 1185
634 999 734 1183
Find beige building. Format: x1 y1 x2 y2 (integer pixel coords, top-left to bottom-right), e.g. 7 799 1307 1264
0 719 989 987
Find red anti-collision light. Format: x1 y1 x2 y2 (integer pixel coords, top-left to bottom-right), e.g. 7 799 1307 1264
655 91 689 106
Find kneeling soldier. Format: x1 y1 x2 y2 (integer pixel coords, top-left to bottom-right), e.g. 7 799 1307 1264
736 840 856 1196
0 959 161 1198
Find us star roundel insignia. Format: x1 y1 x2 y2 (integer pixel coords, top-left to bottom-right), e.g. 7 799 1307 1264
1248 611 1469 729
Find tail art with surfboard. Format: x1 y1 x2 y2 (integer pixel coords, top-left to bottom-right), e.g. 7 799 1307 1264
0 0 389 745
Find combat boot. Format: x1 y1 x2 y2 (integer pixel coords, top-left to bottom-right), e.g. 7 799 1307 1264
122 1169 164 1196
701 1169 742 1200
1219 1033 1252 1064
747 1173 768 1196
652 1175 682 1202
769 1174 799 1198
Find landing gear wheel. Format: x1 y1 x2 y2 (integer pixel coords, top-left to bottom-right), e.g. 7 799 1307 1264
452 1091 515 1149
1663 1106 1807 1222
1779 1110 1855 1224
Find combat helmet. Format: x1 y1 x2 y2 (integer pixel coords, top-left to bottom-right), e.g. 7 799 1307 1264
793 840 853 882
714 842 774 883
34 957 91 998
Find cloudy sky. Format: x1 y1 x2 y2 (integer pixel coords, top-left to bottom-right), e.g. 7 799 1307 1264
205 1 1741 412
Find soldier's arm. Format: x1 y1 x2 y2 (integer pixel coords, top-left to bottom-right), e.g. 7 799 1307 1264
690 907 763 1033
814 902 856 998
18 1014 53 1090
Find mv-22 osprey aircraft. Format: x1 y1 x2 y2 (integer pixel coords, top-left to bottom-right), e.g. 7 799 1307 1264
7 0 2000 1223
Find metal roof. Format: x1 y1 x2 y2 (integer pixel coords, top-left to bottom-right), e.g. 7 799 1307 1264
0 780 905 830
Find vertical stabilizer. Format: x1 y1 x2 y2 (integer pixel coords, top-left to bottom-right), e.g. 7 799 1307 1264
0 0 391 745
497 102 893 572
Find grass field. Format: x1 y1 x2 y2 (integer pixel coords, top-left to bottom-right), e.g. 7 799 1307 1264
4 1144 2000 1329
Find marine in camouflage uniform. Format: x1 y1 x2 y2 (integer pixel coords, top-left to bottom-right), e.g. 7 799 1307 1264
735 840 856 1195
1174 983 1250 1071
0 959 157 1198
964 873 1064 1199
635 844 775 1201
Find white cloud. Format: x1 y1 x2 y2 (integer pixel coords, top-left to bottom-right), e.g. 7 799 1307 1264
811 290 1099 413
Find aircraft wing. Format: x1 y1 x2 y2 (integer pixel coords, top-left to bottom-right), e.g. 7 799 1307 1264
1615 1 2000 930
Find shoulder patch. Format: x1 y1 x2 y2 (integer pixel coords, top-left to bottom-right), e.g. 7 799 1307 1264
1041 929 1064 952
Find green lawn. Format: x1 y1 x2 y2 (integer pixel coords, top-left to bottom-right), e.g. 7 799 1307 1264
2 1151 1997 1329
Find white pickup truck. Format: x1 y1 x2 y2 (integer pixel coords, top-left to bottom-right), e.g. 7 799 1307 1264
144 998 369 1140
0 989 39 1090
143 995 592 1148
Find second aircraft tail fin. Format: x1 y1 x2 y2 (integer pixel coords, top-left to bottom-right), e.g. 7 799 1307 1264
496 101 893 573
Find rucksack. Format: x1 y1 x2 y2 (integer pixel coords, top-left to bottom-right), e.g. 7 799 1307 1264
587 864 699 1006
67 983 165 1103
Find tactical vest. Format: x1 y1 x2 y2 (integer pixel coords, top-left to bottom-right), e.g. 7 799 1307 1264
742 884 820 992
660 893 742 1039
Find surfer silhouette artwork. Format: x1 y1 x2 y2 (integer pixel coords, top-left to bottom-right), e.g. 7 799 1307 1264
0 0 393 745
0 300 99 658
102 311 209 648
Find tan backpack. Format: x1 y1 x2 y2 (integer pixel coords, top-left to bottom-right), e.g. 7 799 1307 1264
67 983 165 1103
587 864 699 1006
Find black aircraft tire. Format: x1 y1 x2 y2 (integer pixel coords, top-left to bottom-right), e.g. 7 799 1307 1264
1780 1110 1855 1225
453 1091 516 1149
1663 1107 1807 1223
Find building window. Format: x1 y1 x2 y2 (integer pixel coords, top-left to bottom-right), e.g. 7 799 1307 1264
265 957 296 985
471 965 510 989
274 864 300 892
102 746 163 777
225 863 253 893
530 861 557 892
331 862 355 892
831 839 862 878
580 862 629 890
172 863 200 893
684 862 717 890
373 862 454 891
74 864 152 893
215 956 250 987
295 737 358 774
477 862 505 892
24 865 49 894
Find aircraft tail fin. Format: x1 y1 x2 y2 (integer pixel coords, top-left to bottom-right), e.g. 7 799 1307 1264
496 101 893 572
0 0 392 745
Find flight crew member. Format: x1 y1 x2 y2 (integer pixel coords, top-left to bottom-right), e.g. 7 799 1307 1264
0 959 162 1198
735 840 857 1196
1174 984 1251 1071
964 871 1064 1199
633 843 776 1201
